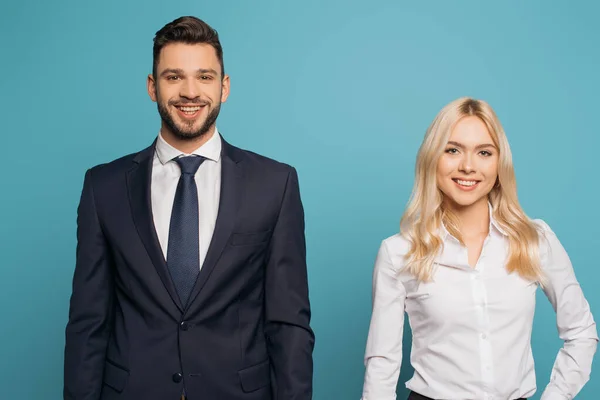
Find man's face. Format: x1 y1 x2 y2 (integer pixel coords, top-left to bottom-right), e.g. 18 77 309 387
148 42 230 140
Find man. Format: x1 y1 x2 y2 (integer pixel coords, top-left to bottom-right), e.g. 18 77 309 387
64 16 314 400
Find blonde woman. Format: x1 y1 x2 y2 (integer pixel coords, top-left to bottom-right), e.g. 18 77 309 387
361 97 597 400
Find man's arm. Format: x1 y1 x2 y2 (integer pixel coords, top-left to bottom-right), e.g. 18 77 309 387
264 167 315 399
64 169 115 400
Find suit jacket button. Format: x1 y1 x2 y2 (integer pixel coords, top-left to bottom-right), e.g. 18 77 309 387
180 321 189 331
172 372 183 383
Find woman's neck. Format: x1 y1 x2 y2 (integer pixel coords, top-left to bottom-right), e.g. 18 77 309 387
447 198 490 237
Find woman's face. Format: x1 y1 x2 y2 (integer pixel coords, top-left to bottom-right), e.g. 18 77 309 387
436 116 499 210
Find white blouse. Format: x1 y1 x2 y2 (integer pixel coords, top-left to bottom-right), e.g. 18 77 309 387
361 214 597 400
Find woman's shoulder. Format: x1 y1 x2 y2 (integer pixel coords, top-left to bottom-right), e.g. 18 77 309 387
531 218 552 233
530 218 562 257
531 218 559 241
379 233 412 269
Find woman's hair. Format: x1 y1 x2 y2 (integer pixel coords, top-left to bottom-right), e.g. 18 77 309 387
400 97 544 283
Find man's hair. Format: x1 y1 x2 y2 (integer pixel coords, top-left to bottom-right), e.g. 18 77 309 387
153 16 224 78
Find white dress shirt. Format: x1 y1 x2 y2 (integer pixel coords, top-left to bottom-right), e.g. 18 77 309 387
151 129 221 269
362 209 598 400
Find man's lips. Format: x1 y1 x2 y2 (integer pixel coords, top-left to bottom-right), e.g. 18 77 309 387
174 104 205 119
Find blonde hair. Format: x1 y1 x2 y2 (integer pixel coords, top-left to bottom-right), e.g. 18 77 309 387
400 97 544 283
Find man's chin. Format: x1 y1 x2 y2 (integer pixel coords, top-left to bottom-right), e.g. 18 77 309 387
173 131 205 140
171 125 213 141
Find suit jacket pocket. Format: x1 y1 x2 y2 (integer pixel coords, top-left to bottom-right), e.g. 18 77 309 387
230 230 272 246
238 360 271 392
103 360 129 393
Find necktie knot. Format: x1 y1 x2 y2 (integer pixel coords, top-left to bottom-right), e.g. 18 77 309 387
175 155 205 175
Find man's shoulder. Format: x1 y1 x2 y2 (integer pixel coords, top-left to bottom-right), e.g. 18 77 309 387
227 141 295 175
242 149 293 171
87 144 153 181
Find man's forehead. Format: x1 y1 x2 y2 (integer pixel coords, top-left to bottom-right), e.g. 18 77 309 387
159 42 218 57
158 44 219 68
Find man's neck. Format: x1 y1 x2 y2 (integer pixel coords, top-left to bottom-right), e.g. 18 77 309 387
160 126 216 154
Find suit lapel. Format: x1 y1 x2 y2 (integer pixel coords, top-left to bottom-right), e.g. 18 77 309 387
186 139 244 308
127 142 184 312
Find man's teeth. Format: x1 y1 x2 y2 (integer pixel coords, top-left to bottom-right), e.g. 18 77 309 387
456 179 477 186
179 106 201 114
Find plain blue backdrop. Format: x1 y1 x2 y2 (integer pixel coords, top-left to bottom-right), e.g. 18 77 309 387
1 0 598 398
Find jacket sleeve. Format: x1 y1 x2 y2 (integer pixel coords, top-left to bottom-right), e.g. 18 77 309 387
264 167 315 399
64 169 115 400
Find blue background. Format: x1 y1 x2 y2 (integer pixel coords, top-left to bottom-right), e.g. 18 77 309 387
1 0 598 398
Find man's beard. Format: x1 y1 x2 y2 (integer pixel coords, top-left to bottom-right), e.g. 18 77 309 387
157 98 221 141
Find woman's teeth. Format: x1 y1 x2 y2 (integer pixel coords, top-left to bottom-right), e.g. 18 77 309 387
456 179 477 186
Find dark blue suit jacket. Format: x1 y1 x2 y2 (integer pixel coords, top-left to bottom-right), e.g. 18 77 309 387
64 137 314 399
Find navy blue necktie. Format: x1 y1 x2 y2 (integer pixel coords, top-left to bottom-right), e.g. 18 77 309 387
167 155 205 306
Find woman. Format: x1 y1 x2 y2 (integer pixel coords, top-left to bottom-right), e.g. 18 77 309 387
361 97 597 400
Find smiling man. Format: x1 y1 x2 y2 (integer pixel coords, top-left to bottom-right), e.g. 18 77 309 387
64 16 314 400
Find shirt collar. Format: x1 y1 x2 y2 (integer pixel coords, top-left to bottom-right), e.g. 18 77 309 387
489 204 507 237
155 128 222 165
440 202 507 242
435 203 506 270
